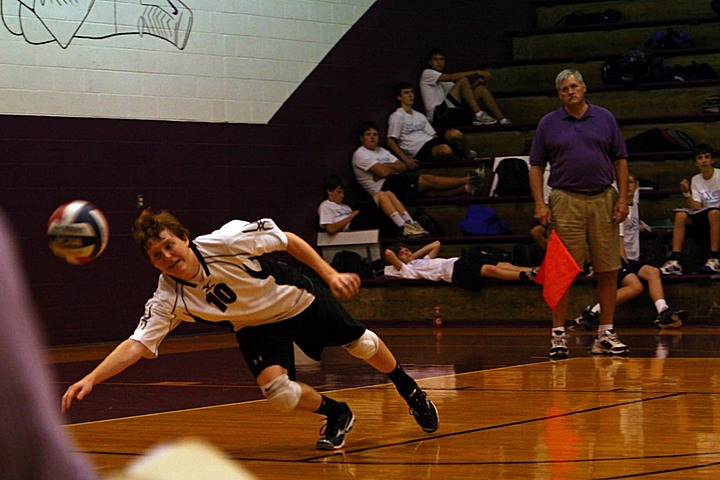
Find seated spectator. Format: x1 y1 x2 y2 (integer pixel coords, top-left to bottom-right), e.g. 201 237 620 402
660 144 720 275
419 48 509 130
352 121 483 206
387 81 479 170
383 240 537 291
571 174 687 330
318 175 428 238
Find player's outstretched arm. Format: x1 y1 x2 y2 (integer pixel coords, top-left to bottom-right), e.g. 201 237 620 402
284 231 360 299
411 240 441 261
61 339 149 413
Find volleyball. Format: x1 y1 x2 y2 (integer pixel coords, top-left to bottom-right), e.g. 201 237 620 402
47 200 109 265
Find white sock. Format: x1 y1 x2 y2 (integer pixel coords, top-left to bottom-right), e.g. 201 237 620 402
390 212 405 227
400 211 413 223
598 324 613 335
475 111 486 118
552 327 565 336
655 299 669 314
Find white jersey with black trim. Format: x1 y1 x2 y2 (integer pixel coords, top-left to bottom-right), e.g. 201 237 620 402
130 219 316 357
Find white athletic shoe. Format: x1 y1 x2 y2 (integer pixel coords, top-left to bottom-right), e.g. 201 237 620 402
592 329 629 356
660 259 683 275
698 257 720 274
472 112 498 126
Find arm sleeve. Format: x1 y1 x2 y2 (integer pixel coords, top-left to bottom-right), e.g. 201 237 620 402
387 111 402 140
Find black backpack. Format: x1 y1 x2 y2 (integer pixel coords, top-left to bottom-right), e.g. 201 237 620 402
511 242 545 267
555 9 622 27
668 62 719 81
493 157 531 196
601 49 666 85
414 207 445 237
625 127 696 153
330 251 384 279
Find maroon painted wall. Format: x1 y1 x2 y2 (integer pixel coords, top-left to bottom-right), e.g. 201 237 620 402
0 0 534 345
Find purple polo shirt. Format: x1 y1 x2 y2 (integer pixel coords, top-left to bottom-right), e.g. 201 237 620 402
530 102 627 189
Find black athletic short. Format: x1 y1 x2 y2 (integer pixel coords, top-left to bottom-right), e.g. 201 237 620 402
236 279 366 380
451 251 498 292
617 258 635 286
414 137 446 162
689 208 720 247
382 173 421 204
432 96 474 131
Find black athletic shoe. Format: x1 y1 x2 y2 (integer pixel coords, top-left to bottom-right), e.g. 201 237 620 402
654 309 687 329
316 405 355 450
405 388 439 433
569 305 599 331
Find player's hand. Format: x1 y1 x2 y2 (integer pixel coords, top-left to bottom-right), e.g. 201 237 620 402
534 203 552 226
680 178 690 195
61 379 93 413
328 272 361 299
404 158 420 171
613 199 629 225
476 70 493 82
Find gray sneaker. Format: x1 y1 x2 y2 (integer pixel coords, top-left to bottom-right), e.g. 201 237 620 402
472 111 498 126
402 222 429 238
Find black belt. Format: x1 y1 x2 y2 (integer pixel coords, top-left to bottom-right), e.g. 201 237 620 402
561 187 608 196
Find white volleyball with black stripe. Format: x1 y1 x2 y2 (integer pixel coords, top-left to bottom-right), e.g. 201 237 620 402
47 200 109 265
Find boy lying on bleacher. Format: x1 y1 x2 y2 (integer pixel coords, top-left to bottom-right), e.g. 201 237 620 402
383 240 537 292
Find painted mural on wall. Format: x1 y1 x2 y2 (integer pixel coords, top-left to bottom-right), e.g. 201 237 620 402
1 0 193 49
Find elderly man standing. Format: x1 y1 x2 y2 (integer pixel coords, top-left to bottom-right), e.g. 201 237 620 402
530 68 630 360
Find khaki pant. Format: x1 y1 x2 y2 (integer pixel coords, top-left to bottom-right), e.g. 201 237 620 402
549 187 620 273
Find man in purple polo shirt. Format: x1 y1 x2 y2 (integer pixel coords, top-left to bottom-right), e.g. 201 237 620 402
529 68 630 360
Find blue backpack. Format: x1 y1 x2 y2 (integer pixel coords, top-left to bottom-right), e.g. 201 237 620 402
644 28 695 50
459 206 511 236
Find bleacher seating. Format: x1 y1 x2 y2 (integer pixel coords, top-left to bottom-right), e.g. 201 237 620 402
333 0 720 326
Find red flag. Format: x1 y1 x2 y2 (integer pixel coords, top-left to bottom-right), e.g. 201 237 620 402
534 230 581 311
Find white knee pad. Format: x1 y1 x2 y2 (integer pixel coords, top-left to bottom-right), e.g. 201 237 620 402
261 374 301 412
343 329 380 360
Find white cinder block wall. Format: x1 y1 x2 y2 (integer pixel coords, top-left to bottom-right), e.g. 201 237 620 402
0 0 375 123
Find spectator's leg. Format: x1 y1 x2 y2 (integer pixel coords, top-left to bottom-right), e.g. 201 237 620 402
430 143 457 161
473 84 506 121
708 209 720 252
671 211 689 253
443 128 472 160
638 265 665 303
449 77 481 114
417 174 468 197
616 274 643 305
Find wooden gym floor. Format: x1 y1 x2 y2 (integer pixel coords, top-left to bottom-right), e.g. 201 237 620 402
51 326 720 479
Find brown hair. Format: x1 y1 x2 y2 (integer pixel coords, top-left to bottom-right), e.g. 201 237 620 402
389 243 408 255
132 208 190 258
